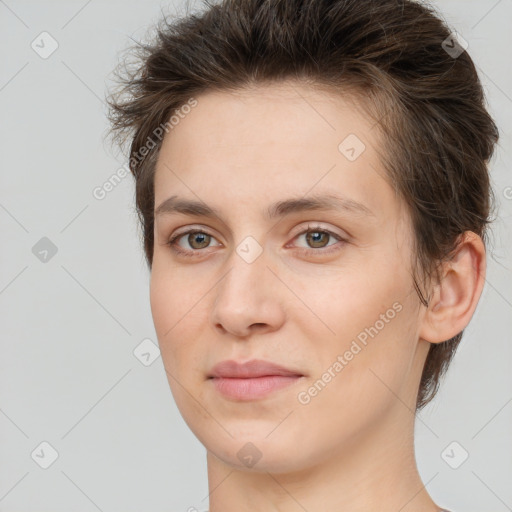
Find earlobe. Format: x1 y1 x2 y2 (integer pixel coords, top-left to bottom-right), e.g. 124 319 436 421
419 231 486 344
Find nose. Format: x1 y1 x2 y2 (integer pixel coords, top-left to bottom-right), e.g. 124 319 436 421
209 243 286 338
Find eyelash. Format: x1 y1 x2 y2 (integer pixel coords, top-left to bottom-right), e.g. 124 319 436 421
165 224 347 258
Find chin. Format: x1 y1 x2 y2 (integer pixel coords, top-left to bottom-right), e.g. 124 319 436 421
202 429 319 474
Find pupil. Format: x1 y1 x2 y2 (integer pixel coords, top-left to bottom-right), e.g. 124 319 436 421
190 233 209 248
187 231 329 250
307 231 327 248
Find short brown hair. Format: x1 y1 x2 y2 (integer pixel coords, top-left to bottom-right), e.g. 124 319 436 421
106 0 499 411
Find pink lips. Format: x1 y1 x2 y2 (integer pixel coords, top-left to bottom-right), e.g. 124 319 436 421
208 359 304 400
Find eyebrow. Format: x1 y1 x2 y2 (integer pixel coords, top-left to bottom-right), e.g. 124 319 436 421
154 193 375 221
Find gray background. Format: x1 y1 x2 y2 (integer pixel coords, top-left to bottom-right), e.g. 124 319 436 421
1 1 511 511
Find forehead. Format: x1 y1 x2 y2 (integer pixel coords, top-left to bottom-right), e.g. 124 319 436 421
158 81 374 156
153 81 401 224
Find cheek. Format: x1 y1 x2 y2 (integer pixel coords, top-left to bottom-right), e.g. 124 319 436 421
149 266 208 376
297 255 415 384
149 266 213 427
149 268 188 361
149 259 196 335
295 257 406 337
326 296 417 410
149 269 173 339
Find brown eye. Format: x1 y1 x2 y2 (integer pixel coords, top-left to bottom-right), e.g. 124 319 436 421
186 232 211 249
166 229 220 257
291 225 347 257
305 231 330 248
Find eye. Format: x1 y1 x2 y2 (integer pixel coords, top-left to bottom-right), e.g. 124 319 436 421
165 229 221 257
289 224 347 256
165 223 347 258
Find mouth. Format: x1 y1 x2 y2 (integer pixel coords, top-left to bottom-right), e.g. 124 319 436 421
207 359 305 400
209 375 304 400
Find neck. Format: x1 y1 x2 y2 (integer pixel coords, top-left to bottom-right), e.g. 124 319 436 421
205 405 440 512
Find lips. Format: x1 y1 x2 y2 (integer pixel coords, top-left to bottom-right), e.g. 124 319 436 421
208 358 304 379
208 359 305 400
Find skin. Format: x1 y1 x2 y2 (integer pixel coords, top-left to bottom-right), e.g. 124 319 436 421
149 81 486 512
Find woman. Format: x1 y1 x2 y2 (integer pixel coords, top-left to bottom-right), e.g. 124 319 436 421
107 0 499 510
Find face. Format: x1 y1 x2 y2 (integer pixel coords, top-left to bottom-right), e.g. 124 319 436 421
150 81 429 473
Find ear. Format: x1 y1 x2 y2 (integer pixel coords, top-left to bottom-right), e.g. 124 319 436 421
419 231 486 344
